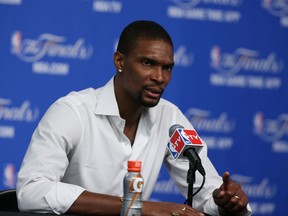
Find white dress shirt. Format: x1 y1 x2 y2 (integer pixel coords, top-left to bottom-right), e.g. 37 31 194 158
17 77 251 215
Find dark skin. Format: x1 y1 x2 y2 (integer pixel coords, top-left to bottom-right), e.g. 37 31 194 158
67 39 249 215
214 172 249 215
113 39 174 144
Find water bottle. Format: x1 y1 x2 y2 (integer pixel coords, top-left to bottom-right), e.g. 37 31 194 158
120 160 144 216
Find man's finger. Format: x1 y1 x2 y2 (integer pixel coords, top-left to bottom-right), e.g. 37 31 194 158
222 172 231 190
213 188 222 199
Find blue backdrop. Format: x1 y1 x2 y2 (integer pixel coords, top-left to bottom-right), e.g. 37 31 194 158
1 0 288 215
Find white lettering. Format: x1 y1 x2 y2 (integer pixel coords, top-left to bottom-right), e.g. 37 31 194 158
202 136 233 149
210 74 246 87
272 141 288 153
281 16 288 27
0 0 21 5
93 0 122 13
207 9 224 22
12 33 93 62
167 7 206 20
174 46 194 67
242 179 277 198
213 48 284 75
174 136 182 148
0 100 39 122
202 0 242 6
0 126 15 138
246 76 264 89
185 108 235 133
32 61 69 75
265 77 281 89
210 74 282 90
167 6 241 23
224 11 241 21
250 202 275 214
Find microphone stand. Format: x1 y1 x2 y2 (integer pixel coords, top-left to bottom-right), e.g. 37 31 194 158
184 148 206 207
184 154 210 215
186 160 197 207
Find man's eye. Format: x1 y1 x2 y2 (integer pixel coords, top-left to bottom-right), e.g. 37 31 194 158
142 59 151 66
164 65 173 72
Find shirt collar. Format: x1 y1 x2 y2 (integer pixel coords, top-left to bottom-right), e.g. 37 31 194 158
94 77 120 116
94 76 156 127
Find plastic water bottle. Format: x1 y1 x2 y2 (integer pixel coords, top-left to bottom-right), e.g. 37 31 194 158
121 160 144 216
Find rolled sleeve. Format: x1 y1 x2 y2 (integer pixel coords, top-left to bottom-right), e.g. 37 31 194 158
44 183 86 214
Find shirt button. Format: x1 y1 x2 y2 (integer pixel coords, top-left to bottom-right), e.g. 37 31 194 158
122 141 128 145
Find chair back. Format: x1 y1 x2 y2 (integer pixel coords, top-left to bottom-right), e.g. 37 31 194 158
0 189 19 211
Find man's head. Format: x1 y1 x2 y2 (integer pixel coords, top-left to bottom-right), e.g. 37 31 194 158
114 20 174 109
117 20 173 56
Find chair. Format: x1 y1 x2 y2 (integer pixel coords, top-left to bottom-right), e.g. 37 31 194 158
0 189 19 211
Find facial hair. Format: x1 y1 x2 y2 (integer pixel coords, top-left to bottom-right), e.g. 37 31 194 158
137 90 163 108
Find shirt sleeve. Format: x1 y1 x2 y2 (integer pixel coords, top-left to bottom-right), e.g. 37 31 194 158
16 99 86 214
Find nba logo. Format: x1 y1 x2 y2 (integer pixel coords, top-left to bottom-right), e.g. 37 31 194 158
167 141 179 159
3 164 16 188
211 46 221 68
11 31 22 54
178 128 191 144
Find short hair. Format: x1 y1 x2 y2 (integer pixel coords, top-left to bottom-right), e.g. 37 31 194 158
117 20 173 56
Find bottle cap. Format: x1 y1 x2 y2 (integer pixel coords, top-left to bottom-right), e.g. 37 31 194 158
128 160 142 172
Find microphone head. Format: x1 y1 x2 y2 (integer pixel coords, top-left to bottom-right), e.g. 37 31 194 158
167 124 203 160
167 124 206 176
169 124 184 137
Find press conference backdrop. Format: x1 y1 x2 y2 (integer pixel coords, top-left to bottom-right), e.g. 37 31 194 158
0 0 287 215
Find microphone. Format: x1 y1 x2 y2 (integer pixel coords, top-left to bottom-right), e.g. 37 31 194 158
167 124 206 176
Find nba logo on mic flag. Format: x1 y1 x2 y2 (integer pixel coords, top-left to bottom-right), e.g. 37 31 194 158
167 128 203 160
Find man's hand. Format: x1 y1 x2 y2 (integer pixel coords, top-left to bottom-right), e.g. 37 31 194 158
213 172 249 215
143 201 205 216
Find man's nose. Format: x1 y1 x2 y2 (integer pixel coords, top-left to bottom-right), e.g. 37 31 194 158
151 67 164 83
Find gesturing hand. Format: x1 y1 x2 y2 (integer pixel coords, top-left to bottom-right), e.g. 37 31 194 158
213 172 249 215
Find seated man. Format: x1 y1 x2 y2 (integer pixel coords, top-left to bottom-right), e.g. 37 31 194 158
17 20 252 216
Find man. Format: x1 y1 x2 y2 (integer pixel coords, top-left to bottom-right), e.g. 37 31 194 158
17 20 252 215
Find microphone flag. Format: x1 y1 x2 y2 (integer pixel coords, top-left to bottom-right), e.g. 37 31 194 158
167 127 203 160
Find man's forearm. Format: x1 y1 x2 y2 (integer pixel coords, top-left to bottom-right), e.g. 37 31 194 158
67 191 122 215
67 191 205 216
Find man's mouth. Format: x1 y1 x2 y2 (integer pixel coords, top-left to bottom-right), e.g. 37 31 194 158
145 87 163 98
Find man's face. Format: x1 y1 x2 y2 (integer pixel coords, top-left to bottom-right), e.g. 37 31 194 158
118 39 174 108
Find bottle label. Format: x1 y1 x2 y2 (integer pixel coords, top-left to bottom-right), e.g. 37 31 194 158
129 176 143 193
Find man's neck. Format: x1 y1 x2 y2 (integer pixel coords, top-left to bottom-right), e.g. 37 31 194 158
120 106 144 145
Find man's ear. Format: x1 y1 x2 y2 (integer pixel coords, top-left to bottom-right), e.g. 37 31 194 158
113 51 124 72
